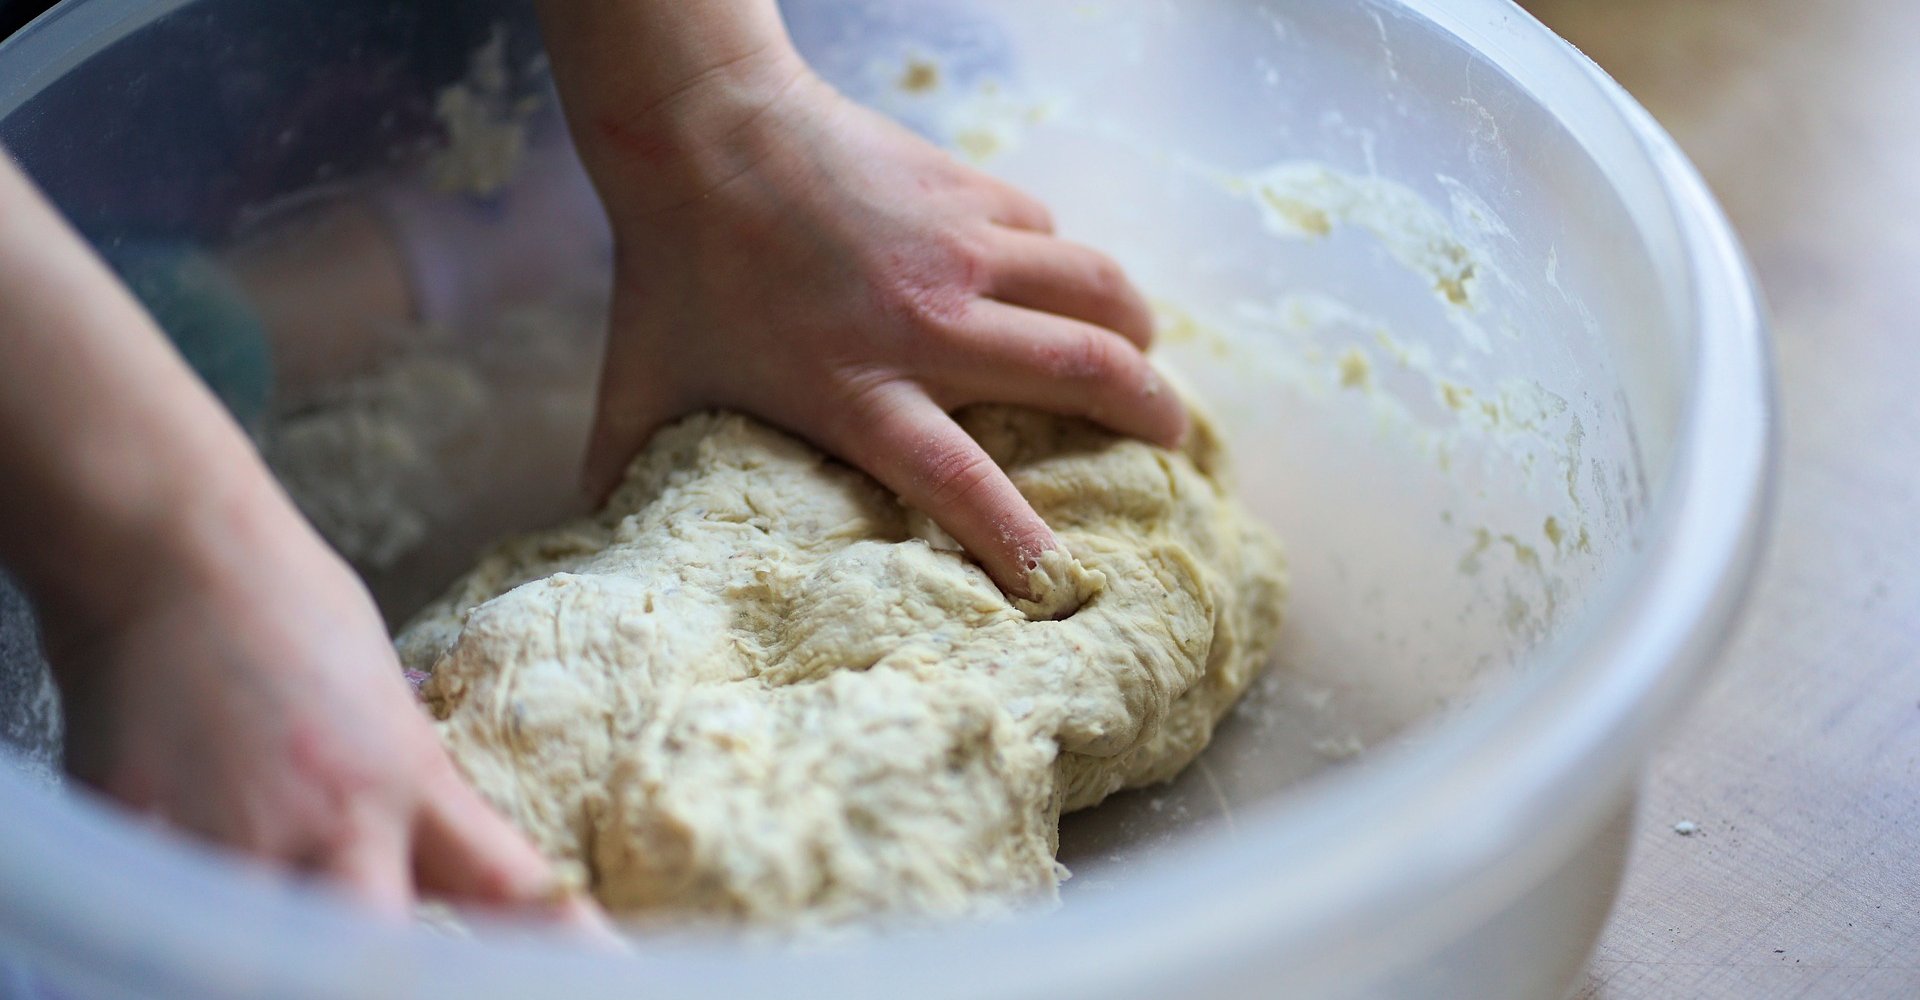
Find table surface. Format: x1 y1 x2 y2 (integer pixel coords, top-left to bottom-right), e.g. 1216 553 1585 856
1518 1 1920 996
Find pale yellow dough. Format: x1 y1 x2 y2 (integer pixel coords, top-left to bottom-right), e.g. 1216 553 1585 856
398 406 1286 925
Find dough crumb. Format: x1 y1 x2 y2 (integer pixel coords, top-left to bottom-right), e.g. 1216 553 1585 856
898 58 941 94
1312 734 1366 760
1014 547 1104 621
430 26 540 196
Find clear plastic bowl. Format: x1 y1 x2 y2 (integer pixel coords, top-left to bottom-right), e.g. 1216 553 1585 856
0 1 1773 997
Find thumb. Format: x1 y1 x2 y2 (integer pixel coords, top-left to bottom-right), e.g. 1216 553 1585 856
412 764 615 939
582 317 682 503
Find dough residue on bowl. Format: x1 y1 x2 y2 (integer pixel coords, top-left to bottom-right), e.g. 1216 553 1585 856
398 405 1286 926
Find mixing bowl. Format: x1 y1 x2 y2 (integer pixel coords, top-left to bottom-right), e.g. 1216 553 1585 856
0 0 1773 997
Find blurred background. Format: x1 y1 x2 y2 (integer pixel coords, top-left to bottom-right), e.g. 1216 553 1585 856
2 0 1914 996
1520 1 1920 997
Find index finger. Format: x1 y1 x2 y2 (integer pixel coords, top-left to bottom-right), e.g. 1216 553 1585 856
829 381 1056 600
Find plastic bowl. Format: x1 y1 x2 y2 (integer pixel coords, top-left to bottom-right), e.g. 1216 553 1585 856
0 1 1772 997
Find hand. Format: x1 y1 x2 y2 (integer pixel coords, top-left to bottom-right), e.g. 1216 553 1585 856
45 487 593 923
569 66 1187 597
0 152 599 926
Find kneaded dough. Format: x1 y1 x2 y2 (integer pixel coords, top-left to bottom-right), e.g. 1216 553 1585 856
398 406 1286 925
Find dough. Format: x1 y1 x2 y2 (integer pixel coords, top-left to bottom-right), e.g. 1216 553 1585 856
399 405 1286 925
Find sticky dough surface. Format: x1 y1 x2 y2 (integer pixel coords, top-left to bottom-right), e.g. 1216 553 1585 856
400 406 1286 925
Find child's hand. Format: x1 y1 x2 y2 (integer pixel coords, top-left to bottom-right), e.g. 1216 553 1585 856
46 494 591 923
569 67 1186 597
0 152 600 925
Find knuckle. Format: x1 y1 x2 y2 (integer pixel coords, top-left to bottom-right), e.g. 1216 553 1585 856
830 372 910 449
1086 255 1131 302
1029 200 1057 232
874 236 985 333
836 369 902 418
941 233 992 293
1008 193 1054 232
920 442 1001 509
981 174 1053 230
1044 329 1125 383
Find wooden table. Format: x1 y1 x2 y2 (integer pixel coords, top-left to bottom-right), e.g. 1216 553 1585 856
1517 1 1920 996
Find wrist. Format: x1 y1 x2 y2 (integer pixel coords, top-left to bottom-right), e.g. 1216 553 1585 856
537 0 814 217
26 431 304 642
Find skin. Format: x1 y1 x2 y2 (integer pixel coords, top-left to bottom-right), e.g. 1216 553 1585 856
0 154 594 925
537 0 1187 596
0 1 1176 914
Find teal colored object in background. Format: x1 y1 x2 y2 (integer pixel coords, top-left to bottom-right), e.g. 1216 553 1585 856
95 237 273 430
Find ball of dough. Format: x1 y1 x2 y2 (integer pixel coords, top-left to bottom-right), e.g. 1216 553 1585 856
400 405 1286 926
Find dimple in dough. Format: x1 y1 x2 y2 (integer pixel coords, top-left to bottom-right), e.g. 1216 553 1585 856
399 405 1287 926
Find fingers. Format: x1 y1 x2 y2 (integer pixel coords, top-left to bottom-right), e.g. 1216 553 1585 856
412 765 565 910
412 774 624 943
983 229 1155 349
320 813 414 918
933 301 1188 448
830 383 1057 598
976 175 1055 234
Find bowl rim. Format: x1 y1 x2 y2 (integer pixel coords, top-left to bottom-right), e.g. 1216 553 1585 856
0 0 1775 996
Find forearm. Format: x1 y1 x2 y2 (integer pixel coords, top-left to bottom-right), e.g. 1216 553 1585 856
0 153 286 622
534 0 809 215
